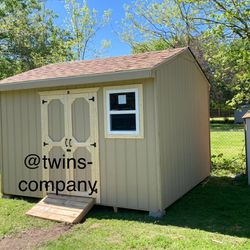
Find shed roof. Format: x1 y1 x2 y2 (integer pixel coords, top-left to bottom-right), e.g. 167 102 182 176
243 111 250 119
0 47 186 86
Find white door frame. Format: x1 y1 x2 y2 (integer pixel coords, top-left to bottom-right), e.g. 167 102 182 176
39 88 100 203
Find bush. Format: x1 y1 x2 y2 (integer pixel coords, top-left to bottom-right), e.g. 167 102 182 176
211 153 246 176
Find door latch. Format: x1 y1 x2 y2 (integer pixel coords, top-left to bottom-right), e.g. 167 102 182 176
43 142 49 147
90 142 97 147
42 100 48 104
88 96 95 102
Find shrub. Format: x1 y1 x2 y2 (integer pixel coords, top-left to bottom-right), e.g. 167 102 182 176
211 153 246 176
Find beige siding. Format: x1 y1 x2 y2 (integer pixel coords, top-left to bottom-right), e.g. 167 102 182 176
155 50 210 209
1 90 43 197
1 79 160 211
98 79 160 211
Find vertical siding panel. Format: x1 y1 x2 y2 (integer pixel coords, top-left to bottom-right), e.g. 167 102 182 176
97 89 107 204
145 82 157 211
106 140 117 205
36 92 42 190
1 94 9 194
21 91 32 197
136 139 147 210
13 92 22 195
126 140 138 208
136 83 148 210
115 139 127 207
7 94 16 194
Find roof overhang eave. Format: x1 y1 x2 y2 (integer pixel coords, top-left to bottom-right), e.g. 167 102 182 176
0 68 154 91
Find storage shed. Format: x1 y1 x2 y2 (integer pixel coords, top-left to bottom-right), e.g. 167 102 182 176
0 47 211 218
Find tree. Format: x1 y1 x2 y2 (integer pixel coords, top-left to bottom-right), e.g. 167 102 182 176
191 0 250 107
0 0 72 80
192 0 249 40
65 0 111 60
122 0 201 50
121 0 250 108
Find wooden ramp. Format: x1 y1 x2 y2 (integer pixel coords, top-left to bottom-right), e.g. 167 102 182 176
26 194 95 223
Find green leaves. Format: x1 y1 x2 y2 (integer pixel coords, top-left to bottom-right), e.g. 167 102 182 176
0 0 112 80
0 0 72 80
122 0 250 108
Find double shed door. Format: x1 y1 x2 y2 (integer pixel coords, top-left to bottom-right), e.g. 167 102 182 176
40 88 100 202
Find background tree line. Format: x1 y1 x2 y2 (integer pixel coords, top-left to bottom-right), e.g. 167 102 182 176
0 0 249 111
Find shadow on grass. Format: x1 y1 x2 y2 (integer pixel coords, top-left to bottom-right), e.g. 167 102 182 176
86 175 250 239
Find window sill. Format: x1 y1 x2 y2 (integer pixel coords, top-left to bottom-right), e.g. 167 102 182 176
104 133 144 139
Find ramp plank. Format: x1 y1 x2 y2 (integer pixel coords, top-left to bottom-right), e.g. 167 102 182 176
26 194 95 223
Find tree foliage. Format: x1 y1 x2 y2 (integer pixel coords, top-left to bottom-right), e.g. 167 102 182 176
0 0 72 80
122 0 250 108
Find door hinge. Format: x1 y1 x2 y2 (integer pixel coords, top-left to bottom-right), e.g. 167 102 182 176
90 142 97 147
42 100 48 104
43 142 49 147
89 96 95 102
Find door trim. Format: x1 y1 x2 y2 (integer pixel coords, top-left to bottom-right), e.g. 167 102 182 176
40 88 100 203
39 87 100 96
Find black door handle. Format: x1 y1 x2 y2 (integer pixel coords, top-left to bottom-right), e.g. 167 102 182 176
90 142 96 147
69 139 72 147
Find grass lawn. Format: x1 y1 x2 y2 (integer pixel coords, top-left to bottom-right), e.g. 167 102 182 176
210 123 245 159
0 178 55 239
38 176 250 250
2 176 250 249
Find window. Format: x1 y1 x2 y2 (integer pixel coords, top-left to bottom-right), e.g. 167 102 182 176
105 85 143 138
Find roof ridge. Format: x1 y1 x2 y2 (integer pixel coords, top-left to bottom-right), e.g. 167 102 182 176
53 47 187 65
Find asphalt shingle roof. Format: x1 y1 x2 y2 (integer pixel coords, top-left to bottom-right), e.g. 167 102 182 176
0 47 186 85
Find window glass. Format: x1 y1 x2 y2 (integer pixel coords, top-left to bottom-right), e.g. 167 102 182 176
110 114 136 131
110 92 135 110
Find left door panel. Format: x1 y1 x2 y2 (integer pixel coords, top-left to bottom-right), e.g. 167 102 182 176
41 95 70 195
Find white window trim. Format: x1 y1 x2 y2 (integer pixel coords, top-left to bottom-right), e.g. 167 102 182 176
104 84 144 139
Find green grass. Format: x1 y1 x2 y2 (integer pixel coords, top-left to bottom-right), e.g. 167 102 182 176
210 123 245 159
38 176 250 250
3 177 250 249
0 198 55 238
0 177 55 239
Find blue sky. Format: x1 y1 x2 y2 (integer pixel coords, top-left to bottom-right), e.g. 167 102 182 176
45 0 132 58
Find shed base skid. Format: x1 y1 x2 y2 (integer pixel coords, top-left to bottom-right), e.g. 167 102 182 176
26 194 95 223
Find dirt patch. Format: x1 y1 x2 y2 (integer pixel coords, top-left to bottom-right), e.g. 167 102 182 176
0 224 72 250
